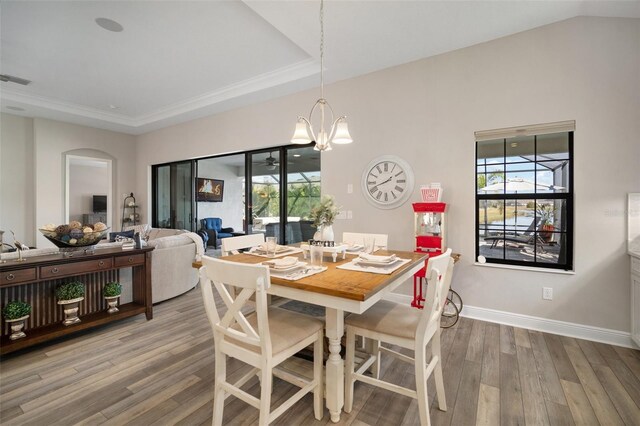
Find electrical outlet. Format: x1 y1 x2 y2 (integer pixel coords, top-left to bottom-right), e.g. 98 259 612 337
542 287 553 300
347 184 353 194
347 210 353 219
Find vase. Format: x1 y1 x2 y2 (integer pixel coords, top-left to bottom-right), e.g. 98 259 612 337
105 295 120 314
57 297 84 326
320 225 334 242
5 315 29 340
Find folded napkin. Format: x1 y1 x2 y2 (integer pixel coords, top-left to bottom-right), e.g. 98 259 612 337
255 244 287 253
263 256 299 269
358 253 397 263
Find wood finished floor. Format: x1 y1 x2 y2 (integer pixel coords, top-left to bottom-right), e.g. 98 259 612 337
1 287 640 426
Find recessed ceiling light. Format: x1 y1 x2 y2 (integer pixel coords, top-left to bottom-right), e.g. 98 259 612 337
6 106 25 112
109 104 120 110
293 154 301 157
95 17 123 32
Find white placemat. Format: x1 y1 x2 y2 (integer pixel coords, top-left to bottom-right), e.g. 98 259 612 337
269 266 327 281
336 258 411 274
246 247 303 258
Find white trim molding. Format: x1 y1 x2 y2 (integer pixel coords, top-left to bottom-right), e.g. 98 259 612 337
384 293 638 349
474 120 576 141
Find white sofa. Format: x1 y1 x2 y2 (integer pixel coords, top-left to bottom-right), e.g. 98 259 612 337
144 228 203 303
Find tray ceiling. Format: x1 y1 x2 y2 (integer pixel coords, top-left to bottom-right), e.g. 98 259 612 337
1 0 638 135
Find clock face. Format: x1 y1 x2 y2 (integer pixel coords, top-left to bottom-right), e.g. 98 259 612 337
361 155 415 209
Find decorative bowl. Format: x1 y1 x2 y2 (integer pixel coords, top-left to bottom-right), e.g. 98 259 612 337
39 227 110 248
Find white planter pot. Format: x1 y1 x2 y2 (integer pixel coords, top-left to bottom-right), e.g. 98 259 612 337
320 225 334 242
57 297 84 326
5 315 29 340
105 295 120 314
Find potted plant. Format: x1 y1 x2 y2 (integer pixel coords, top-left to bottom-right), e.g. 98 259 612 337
309 195 340 242
55 281 85 325
103 281 122 314
537 204 555 242
2 300 31 340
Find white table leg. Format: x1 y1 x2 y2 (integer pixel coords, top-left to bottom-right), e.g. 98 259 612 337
332 251 338 262
325 308 344 423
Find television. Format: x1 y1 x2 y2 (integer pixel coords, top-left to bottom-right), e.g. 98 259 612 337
93 195 107 213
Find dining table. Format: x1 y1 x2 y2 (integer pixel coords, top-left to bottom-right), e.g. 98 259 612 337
193 247 427 423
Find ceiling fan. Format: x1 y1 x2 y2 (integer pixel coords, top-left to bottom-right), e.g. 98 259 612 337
252 152 280 171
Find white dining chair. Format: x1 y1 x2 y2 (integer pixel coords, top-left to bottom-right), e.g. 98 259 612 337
199 256 324 426
221 233 265 256
344 249 454 426
342 232 389 251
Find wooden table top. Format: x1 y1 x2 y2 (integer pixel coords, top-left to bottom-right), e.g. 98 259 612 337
193 250 427 302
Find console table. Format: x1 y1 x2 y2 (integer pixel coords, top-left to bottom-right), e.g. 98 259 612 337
0 247 153 355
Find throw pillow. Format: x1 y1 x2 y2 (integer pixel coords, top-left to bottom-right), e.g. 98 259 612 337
109 230 135 242
124 223 151 240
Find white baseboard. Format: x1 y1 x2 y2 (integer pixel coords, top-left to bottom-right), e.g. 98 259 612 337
384 293 638 349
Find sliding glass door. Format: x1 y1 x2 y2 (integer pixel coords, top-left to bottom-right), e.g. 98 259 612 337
152 161 195 231
152 144 319 243
248 150 282 241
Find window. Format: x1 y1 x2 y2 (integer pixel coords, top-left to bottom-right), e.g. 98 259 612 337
475 121 574 270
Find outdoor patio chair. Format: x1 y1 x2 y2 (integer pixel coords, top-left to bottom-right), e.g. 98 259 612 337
484 217 544 249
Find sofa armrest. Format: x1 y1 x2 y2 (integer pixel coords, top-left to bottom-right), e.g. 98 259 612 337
220 227 234 233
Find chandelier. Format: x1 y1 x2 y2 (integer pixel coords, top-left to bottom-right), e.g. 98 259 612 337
291 0 353 151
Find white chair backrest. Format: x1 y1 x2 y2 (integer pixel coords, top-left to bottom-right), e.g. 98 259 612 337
416 249 454 341
342 232 389 250
221 233 265 256
426 248 453 306
199 256 273 356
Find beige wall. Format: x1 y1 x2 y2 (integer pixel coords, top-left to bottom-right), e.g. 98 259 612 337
0 116 137 248
33 119 138 247
136 17 640 331
0 114 35 245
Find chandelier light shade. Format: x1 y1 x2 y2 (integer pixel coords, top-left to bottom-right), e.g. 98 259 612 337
291 0 353 151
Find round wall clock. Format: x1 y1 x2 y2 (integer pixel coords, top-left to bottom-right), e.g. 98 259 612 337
361 155 415 209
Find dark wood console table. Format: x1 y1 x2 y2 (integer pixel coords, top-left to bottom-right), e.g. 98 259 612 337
0 247 153 355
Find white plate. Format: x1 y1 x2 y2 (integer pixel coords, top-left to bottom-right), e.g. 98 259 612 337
345 244 364 252
264 261 307 273
355 258 401 267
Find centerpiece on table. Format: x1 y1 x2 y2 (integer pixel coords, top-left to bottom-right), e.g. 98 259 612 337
2 300 31 340
55 281 85 325
39 221 109 256
309 195 341 242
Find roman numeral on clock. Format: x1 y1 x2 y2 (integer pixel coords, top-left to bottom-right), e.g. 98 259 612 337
397 179 406 183
376 191 382 200
384 193 388 202
395 185 403 192
369 186 378 194
383 162 388 172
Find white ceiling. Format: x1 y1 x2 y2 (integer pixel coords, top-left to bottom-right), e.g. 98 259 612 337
1 1 638 135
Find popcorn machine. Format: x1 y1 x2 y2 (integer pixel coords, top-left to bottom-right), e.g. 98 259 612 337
412 202 447 308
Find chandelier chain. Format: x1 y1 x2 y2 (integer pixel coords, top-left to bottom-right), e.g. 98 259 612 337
320 0 324 99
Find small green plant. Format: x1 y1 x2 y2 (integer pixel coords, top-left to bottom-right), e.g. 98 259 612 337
2 300 31 320
103 282 122 298
309 195 340 228
55 281 85 301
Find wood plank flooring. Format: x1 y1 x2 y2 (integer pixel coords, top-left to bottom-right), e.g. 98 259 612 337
1 287 639 425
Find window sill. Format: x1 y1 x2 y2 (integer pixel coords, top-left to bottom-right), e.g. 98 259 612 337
474 262 575 275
